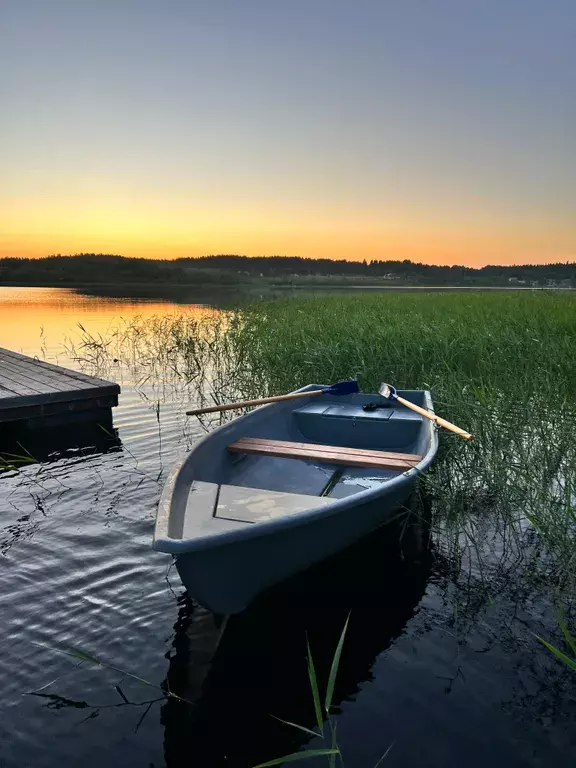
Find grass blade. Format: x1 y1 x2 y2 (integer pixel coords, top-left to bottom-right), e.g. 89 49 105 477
0 452 36 463
271 715 320 740
536 636 576 672
328 721 338 768
32 641 198 705
325 615 349 715
306 639 324 735
253 748 340 767
51 646 107 666
373 742 395 767
558 615 576 656
32 642 153 687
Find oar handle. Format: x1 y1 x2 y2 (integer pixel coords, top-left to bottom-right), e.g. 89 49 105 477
186 388 324 416
394 395 473 440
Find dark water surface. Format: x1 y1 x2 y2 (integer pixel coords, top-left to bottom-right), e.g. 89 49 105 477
0 287 574 768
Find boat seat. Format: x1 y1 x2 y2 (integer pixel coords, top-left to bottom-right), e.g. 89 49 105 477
174 481 334 535
215 484 333 523
292 401 424 451
293 401 424 422
227 438 422 471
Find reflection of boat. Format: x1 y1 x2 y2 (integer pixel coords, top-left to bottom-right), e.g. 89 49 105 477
154 386 438 614
161 503 432 767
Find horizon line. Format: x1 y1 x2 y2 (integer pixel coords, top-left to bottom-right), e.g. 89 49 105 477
2 252 575 271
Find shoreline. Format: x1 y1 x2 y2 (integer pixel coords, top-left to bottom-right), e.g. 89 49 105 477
0 280 572 293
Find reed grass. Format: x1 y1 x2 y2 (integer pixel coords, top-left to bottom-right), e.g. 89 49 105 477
72 291 576 612
537 614 576 672
52 290 576 763
235 292 576 591
31 641 196 706
253 616 393 767
66 312 260 416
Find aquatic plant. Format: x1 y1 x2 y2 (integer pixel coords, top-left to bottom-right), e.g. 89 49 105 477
537 614 576 672
0 450 36 472
234 292 576 592
30 642 196 707
254 617 393 767
70 291 576 612
25 290 576 765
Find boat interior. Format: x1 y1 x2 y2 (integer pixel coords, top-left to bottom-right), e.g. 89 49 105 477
156 391 432 543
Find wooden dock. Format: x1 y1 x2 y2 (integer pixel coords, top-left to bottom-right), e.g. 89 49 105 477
0 347 120 428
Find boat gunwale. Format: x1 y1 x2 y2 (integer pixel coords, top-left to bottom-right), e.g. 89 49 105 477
153 385 438 554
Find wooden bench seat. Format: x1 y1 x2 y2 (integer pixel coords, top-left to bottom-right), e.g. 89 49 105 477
228 438 422 471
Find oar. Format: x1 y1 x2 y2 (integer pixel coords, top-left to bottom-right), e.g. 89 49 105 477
379 383 473 440
186 380 359 416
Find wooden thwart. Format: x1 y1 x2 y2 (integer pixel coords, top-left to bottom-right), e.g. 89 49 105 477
228 437 422 471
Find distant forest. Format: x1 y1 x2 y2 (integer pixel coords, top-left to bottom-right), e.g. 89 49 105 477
0 253 574 287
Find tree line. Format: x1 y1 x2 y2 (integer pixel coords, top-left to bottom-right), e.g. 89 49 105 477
0 253 574 287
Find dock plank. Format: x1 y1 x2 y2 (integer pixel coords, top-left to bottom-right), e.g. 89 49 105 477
0 357 89 393
0 366 69 395
0 346 121 425
0 348 114 389
0 348 97 381
0 354 94 391
0 384 18 398
0 371 44 396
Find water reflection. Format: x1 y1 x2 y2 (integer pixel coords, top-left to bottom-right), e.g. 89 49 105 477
75 283 250 306
0 285 219 358
0 419 121 469
1 286 575 767
161 507 432 767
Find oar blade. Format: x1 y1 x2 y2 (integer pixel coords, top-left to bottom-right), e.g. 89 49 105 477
379 382 396 399
323 380 359 396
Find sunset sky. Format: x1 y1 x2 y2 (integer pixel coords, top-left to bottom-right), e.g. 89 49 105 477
2 0 575 266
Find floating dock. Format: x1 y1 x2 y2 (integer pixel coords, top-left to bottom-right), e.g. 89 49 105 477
0 347 120 428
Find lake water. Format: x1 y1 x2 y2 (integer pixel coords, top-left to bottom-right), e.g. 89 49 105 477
0 286 574 768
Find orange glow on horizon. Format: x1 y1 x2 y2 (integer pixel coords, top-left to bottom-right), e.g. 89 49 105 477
3 2 575 272
2 196 574 268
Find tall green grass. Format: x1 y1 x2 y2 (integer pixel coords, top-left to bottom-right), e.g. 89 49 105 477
74 290 576 599
232 293 576 586
67 312 258 412
236 291 576 399
64 291 576 759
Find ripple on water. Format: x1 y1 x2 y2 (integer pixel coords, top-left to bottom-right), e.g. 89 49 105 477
0 375 184 767
0 297 575 767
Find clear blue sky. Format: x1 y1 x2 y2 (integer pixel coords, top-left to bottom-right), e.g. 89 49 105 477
2 0 575 264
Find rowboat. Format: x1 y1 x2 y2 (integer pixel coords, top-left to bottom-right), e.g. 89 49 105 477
153 384 438 614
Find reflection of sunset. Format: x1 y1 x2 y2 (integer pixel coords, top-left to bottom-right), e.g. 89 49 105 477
0 287 215 357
